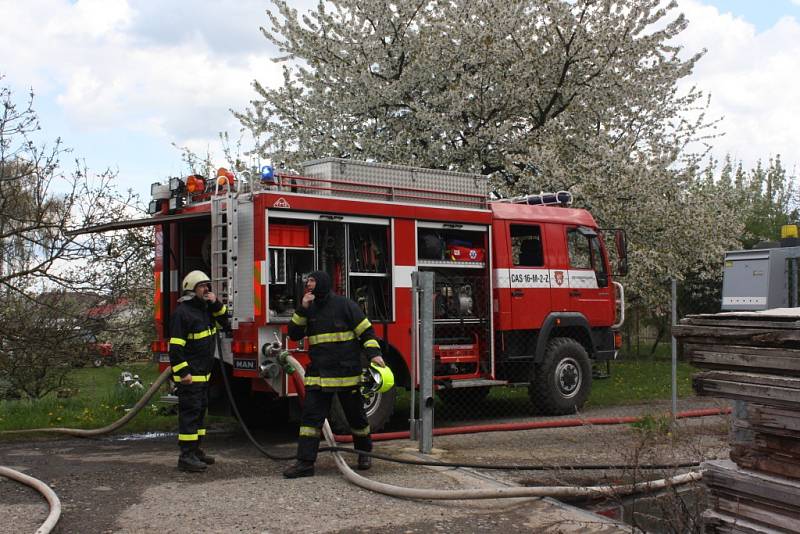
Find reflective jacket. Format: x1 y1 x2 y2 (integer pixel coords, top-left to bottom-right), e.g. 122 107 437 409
168 297 229 383
288 293 381 390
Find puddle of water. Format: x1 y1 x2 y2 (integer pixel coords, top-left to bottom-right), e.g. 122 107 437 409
111 431 175 442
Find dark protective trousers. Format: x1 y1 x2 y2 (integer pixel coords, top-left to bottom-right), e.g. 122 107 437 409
297 388 372 462
177 382 209 453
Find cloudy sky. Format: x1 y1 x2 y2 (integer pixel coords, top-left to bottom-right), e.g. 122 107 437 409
2 0 799 199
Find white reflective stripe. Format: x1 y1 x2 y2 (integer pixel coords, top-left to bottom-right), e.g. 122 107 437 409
567 270 599 289
493 268 550 288
394 265 414 288
492 268 599 289
722 296 767 306
170 270 179 292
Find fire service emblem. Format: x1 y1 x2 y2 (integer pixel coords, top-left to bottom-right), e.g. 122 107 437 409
554 271 565 286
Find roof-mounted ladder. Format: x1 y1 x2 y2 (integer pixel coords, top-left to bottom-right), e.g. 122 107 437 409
494 191 573 206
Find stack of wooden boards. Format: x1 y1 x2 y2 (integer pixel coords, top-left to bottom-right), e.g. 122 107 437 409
674 310 800 533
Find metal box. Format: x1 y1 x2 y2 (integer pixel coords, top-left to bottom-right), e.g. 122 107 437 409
301 158 488 209
721 246 800 310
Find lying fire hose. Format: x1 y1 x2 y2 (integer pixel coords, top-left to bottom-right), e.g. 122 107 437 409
1 367 173 437
0 466 61 534
0 368 172 533
282 352 704 500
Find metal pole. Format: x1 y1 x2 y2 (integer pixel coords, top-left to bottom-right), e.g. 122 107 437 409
671 278 678 420
409 272 419 440
419 271 435 454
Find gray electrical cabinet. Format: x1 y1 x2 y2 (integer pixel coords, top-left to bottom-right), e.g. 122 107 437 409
721 246 800 310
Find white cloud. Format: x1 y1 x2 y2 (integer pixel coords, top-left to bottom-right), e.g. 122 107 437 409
0 0 291 147
676 1 800 171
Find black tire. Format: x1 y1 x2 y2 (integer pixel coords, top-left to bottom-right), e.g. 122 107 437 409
437 387 490 406
328 386 397 435
92 357 104 368
529 337 592 415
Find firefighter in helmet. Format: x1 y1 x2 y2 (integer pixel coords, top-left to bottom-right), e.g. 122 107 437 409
168 270 230 472
283 270 386 478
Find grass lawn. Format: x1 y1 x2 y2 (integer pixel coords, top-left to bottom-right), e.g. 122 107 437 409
0 362 183 435
1 354 698 435
586 357 696 408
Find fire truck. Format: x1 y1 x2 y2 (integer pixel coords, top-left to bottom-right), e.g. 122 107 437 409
141 159 626 431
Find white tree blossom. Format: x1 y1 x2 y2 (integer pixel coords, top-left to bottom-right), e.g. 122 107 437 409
237 0 742 308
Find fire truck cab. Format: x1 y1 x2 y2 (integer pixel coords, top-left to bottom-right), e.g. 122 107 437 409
147 159 626 431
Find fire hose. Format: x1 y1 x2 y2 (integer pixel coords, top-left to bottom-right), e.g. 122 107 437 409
0 340 709 532
0 368 173 533
0 466 60 534
1 367 173 437
280 351 705 501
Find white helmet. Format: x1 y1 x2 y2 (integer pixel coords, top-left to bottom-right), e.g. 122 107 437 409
182 270 211 292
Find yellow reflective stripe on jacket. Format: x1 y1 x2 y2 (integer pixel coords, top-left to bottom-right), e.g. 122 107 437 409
169 337 186 347
212 305 227 317
307 331 356 345
172 361 188 373
299 425 320 438
303 375 362 388
178 433 199 441
187 327 216 340
363 339 380 349
351 425 370 437
172 373 212 383
198 428 206 436
354 318 371 337
291 313 307 326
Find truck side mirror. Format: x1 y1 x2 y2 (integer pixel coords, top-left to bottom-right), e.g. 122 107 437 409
614 229 628 277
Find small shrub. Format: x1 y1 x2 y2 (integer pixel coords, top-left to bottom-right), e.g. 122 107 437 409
631 413 673 436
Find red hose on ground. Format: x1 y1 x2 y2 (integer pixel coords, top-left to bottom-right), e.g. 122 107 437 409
334 406 731 443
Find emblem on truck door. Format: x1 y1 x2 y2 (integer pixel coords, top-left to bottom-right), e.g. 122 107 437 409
554 271 565 286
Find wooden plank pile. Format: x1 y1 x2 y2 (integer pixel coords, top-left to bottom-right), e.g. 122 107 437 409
674 309 800 533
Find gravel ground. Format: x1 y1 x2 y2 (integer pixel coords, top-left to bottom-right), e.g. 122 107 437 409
0 397 731 533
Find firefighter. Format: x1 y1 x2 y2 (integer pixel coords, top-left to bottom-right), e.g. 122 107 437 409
283 270 386 479
168 270 230 472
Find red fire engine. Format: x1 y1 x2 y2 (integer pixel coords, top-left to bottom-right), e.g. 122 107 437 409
143 159 626 431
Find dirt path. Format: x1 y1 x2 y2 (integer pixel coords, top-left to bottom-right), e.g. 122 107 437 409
0 399 730 533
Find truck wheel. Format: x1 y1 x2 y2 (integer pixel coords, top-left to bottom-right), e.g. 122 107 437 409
437 387 490 405
328 386 397 435
529 337 591 415
92 357 104 368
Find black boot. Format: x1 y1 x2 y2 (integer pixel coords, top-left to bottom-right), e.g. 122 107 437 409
357 454 371 471
178 451 207 472
196 437 215 464
283 460 315 479
196 448 216 465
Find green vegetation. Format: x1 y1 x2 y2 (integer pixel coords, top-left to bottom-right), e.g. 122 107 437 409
630 412 674 436
0 363 181 435
586 358 696 409
1 356 698 434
